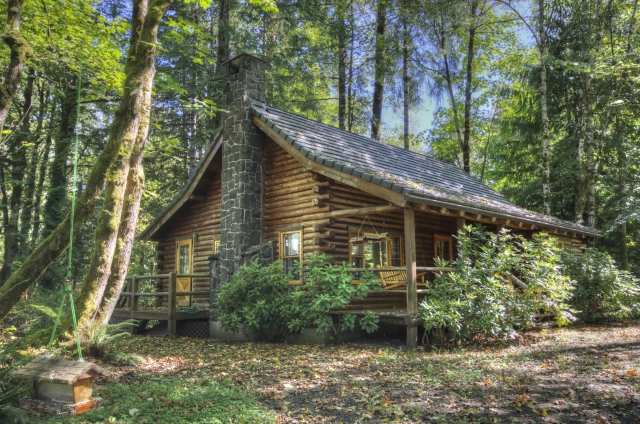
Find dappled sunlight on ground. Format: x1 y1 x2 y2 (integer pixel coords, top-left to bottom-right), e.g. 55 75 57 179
92 322 640 423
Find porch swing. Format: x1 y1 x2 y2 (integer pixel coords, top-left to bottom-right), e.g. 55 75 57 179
15 69 107 416
349 216 426 290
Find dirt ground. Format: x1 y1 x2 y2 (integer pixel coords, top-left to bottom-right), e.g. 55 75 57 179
98 322 640 423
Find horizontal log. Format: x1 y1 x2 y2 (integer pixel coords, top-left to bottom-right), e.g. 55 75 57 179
125 274 169 280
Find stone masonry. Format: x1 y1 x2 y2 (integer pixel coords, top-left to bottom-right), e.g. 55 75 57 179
217 53 267 290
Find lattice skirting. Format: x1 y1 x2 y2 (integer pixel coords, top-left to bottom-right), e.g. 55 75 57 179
177 319 209 338
109 316 209 338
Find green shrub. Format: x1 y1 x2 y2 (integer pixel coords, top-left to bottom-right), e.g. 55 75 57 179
214 255 382 342
288 254 382 338
421 226 574 343
214 260 294 342
562 248 640 321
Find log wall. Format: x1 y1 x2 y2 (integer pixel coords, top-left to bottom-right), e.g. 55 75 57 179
263 137 459 268
154 172 221 307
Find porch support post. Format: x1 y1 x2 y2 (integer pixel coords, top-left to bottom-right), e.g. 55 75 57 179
404 207 418 347
456 217 465 258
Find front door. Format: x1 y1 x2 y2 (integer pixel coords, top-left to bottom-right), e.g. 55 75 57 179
176 239 193 307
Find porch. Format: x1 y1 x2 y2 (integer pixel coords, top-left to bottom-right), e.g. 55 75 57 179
111 272 209 336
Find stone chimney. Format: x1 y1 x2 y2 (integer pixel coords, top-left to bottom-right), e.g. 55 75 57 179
217 53 266 286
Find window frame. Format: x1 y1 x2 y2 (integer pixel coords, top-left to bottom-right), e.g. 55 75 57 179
434 234 454 262
348 230 404 270
556 240 573 252
279 230 303 284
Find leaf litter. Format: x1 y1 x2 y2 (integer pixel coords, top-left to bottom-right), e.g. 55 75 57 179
89 322 640 423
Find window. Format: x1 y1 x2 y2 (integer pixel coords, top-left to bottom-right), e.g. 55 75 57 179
434 234 453 262
280 230 302 281
557 240 573 252
349 231 404 270
213 239 220 254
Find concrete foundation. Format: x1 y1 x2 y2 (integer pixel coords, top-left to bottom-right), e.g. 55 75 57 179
209 321 250 341
289 327 363 345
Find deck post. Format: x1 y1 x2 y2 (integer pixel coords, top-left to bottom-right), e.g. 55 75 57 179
131 276 138 312
168 271 177 336
404 207 418 347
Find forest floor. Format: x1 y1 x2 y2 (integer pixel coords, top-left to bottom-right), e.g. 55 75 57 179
28 322 640 423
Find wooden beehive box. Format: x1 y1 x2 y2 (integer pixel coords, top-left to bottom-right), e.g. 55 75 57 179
15 356 108 415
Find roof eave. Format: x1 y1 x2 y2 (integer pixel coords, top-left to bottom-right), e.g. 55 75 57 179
406 194 601 238
139 129 223 241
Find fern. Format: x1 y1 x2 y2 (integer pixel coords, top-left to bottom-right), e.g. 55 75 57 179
85 319 138 358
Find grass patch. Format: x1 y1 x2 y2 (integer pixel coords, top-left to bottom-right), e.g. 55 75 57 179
40 377 276 424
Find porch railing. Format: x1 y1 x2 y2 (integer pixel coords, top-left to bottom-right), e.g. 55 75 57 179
346 266 453 293
115 272 209 335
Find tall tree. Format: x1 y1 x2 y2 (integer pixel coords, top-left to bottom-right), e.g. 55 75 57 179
0 0 31 137
0 0 172 323
371 0 387 140
0 68 34 283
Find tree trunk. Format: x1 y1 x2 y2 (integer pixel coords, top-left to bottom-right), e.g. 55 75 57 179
438 15 464 160
574 0 591 224
462 1 478 174
370 0 387 140
94 71 152 326
38 86 78 289
0 0 32 135
337 1 347 130
71 0 170 333
347 7 354 132
213 0 230 129
538 0 551 215
42 86 77 239
0 165 8 231
19 77 48 259
0 68 33 283
402 13 410 150
616 117 627 270
0 0 172 325
31 102 56 248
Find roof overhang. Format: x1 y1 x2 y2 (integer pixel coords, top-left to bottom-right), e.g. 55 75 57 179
406 194 601 238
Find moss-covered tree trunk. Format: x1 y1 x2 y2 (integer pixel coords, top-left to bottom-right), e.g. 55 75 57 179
0 0 172 324
0 69 34 284
0 0 32 134
94 72 151 326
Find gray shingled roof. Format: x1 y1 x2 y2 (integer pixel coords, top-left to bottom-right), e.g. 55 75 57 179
250 100 600 238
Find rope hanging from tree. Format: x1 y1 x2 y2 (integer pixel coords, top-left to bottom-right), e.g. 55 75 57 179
46 66 84 362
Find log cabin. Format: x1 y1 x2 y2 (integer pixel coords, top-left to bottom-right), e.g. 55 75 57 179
137 53 600 346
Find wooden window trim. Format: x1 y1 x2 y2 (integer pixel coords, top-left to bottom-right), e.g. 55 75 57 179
280 230 303 284
434 234 453 262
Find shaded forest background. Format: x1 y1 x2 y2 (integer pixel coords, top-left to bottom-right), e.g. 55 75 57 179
0 0 638 295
